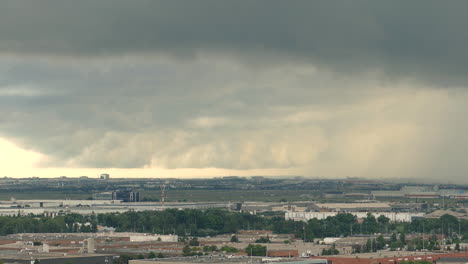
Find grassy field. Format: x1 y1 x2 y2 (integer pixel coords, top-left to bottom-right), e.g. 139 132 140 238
1 189 460 205
0 189 320 202
142 189 322 202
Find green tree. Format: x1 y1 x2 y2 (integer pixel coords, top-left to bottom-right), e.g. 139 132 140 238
221 246 238 253
188 237 200 246
113 255 133 264
182 245 192 256
322 244 339 255
376 235 386 250
255 236 271 243
377 215 390 225
400 233 406 245
246 244 267 256
148 252 156 259
390 241 401 251
230 235 239 243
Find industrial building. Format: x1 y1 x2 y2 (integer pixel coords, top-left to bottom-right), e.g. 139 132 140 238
0 254 117 264
100 173 110 180
112 190 141 202
130 257 328 264
286 211 425 222
425 210 468 219
309 202 392 212
371 185 468 199
312 252 468 264
437 257 468 264
0 200 231 217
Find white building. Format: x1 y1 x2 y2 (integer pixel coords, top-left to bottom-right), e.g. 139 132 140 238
285 211 425 223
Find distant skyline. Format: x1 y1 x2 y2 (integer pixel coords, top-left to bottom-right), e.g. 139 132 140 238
1 1 468 182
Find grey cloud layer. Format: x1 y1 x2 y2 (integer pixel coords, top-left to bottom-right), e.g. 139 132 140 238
1 1 468 181
1 1 468 84
2 56 468 182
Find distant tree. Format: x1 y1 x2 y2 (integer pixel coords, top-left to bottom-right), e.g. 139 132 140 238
321 244 339 255
148 252 156 259
188 237 200 246
390 241 401 251
157 253 164 258
255 236 271 243
204 245 218 252
400 233 406 245
113 255 133 264
221 245 238 253
376 235 386 250
182 245 192 256
246 244 266 256
354 246 361 254
230 235 239 243
365 239 375 252
377 215 390 225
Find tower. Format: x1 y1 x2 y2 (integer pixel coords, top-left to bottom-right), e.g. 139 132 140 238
160 184 166 208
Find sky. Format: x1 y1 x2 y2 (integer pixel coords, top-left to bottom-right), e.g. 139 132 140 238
1 1 468 182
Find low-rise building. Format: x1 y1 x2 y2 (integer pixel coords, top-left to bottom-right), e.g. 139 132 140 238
129 257 328 264
286 211 424 222
312 252 468 264
437 257 468 264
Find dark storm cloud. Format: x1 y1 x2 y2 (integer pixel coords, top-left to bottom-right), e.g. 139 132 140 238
2 1 468 182
1 1 468 84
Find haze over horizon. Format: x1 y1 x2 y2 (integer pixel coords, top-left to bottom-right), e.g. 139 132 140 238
1 1 468 183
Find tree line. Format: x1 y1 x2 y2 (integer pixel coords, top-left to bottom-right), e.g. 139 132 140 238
0 209 466 243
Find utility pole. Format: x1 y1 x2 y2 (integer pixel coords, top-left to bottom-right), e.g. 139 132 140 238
303 223 306 242
422 221 425 251
160 184 166 208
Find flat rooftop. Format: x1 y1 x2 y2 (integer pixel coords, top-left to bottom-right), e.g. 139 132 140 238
130 257 327 264
330 252 441 259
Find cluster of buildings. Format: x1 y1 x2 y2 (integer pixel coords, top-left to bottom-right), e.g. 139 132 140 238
312 252 468 264
280 202 425 223
0 199 232 217
1 229 467 264
371 186 468 200
92 190 141 202
0 232 177 264
1 198 466 223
